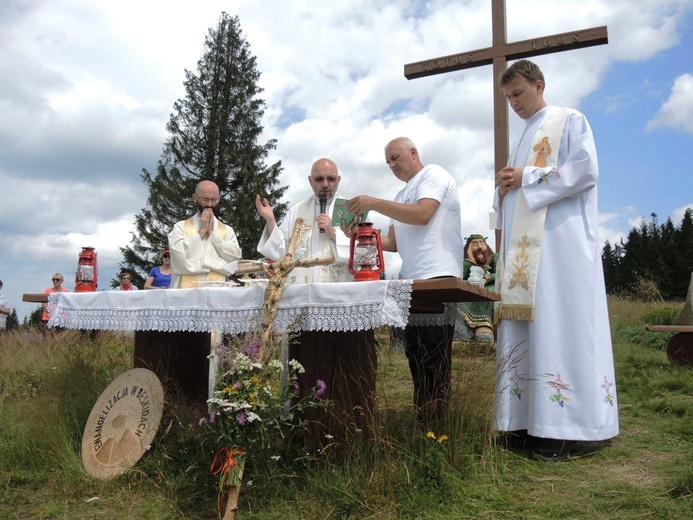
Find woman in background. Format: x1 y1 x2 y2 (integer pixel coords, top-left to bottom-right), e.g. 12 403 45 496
42 273 70 324
144 250 172 289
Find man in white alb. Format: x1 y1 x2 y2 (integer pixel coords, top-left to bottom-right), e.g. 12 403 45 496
255 158 352 283
494 59 618 461
168 180 242 288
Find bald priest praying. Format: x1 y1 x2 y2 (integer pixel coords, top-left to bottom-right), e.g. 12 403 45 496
168 180 242 288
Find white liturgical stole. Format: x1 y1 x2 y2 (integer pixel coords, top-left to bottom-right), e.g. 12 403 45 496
497 107 569 321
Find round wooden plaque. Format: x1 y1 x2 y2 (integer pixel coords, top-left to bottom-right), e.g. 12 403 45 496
81 368 164 479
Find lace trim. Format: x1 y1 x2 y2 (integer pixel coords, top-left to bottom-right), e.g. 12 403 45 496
48 280 414 333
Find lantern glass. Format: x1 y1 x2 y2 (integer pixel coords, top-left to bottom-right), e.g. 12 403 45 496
353 243 379 269
78 265 94 283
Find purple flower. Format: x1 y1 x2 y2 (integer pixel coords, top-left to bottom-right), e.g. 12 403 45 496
199 411 217 426
215 344 234 367
242 337 262 361
236 410 248 425
292 381 300 391
215 342 230 356
314 379 327 399
233 381 242 389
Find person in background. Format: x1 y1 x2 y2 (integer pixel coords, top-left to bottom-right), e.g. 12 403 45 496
493 59 618 461
0 279 10 332
460 234 498 343
168 180 242 288
114 272 138 291
255 158 352 284
144 250 172 289
43 273 70 324
347 137 464 425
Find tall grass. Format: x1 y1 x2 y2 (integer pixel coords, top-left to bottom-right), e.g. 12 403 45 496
1 297 692 519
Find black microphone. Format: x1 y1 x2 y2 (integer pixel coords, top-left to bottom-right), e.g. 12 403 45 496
319 195 327 234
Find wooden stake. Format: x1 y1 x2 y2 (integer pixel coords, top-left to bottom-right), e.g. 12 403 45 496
221 461 245 520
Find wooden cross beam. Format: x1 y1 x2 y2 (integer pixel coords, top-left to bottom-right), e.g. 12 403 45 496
404 0 608 177
234 217 335 351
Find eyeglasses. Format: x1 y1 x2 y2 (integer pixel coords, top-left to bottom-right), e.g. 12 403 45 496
52 278 62 282
196 196 219 204
311 176 338 184
163 254 170 258
122 277 131 280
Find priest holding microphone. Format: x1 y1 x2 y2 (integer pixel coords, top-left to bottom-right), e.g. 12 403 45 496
255 158 353 284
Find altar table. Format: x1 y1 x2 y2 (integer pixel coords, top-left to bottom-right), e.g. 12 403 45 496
32 278 498 450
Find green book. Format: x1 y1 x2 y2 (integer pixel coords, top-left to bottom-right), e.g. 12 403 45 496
331 198 369 228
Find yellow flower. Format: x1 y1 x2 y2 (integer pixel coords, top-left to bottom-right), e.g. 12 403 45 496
426 431 436 439
437 435 448 444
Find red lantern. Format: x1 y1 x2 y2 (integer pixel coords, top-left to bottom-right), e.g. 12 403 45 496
75 247 98 292
348 222 385 281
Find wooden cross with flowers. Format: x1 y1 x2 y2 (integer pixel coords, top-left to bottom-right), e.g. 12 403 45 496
234 217 336 354
210 217 335 520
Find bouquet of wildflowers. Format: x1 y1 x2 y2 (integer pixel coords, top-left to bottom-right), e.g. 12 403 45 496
199 334 328 518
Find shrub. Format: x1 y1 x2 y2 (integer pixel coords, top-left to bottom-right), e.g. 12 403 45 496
640 306 682 326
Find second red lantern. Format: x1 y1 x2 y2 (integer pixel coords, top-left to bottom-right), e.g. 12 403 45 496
348 222 385 281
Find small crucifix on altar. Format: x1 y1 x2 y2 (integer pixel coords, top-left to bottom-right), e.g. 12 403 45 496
233 217 335 351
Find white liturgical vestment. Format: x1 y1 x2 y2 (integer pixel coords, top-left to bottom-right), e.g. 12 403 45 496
493 106 619 441
257 194 352 284
168 214 242 289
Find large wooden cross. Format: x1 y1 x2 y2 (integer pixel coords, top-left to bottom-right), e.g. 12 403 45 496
404 0 608 178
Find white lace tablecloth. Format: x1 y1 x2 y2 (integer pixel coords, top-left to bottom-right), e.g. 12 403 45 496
47 280 414 334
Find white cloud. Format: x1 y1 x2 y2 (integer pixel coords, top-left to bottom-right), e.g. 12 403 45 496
647 73 693 133
671 203 693 224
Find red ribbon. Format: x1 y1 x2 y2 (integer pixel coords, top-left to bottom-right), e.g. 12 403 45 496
210 446 245 477
210 447 246 514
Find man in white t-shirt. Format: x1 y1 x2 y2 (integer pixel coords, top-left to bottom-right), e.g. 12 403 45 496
348 137 464 424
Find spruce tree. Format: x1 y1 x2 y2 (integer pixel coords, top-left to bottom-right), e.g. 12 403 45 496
601 240 620 293
120 12 287 282
673 208 693 299
6 308 19 330
659 217 678 299
602 209 693 300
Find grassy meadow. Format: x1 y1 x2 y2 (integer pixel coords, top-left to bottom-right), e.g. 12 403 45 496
1 297 692 519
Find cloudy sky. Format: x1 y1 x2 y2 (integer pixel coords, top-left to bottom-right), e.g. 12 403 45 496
2 0 692 321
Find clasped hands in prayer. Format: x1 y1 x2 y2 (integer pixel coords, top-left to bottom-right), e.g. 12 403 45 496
198 208 216 238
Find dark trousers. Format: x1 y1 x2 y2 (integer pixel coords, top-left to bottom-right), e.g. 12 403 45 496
404 323 454 423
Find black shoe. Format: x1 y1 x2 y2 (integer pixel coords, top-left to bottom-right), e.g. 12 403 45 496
531 438 576 462
497 429 530 450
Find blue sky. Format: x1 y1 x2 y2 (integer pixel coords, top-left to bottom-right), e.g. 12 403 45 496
1 0 692 321
585 23 693 229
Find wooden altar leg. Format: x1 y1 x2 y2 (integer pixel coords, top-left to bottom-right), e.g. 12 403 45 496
289 329 377 454
134 331 211 404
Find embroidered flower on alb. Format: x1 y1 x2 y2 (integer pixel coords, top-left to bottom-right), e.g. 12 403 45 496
547 373 571 408
537 166 560 185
